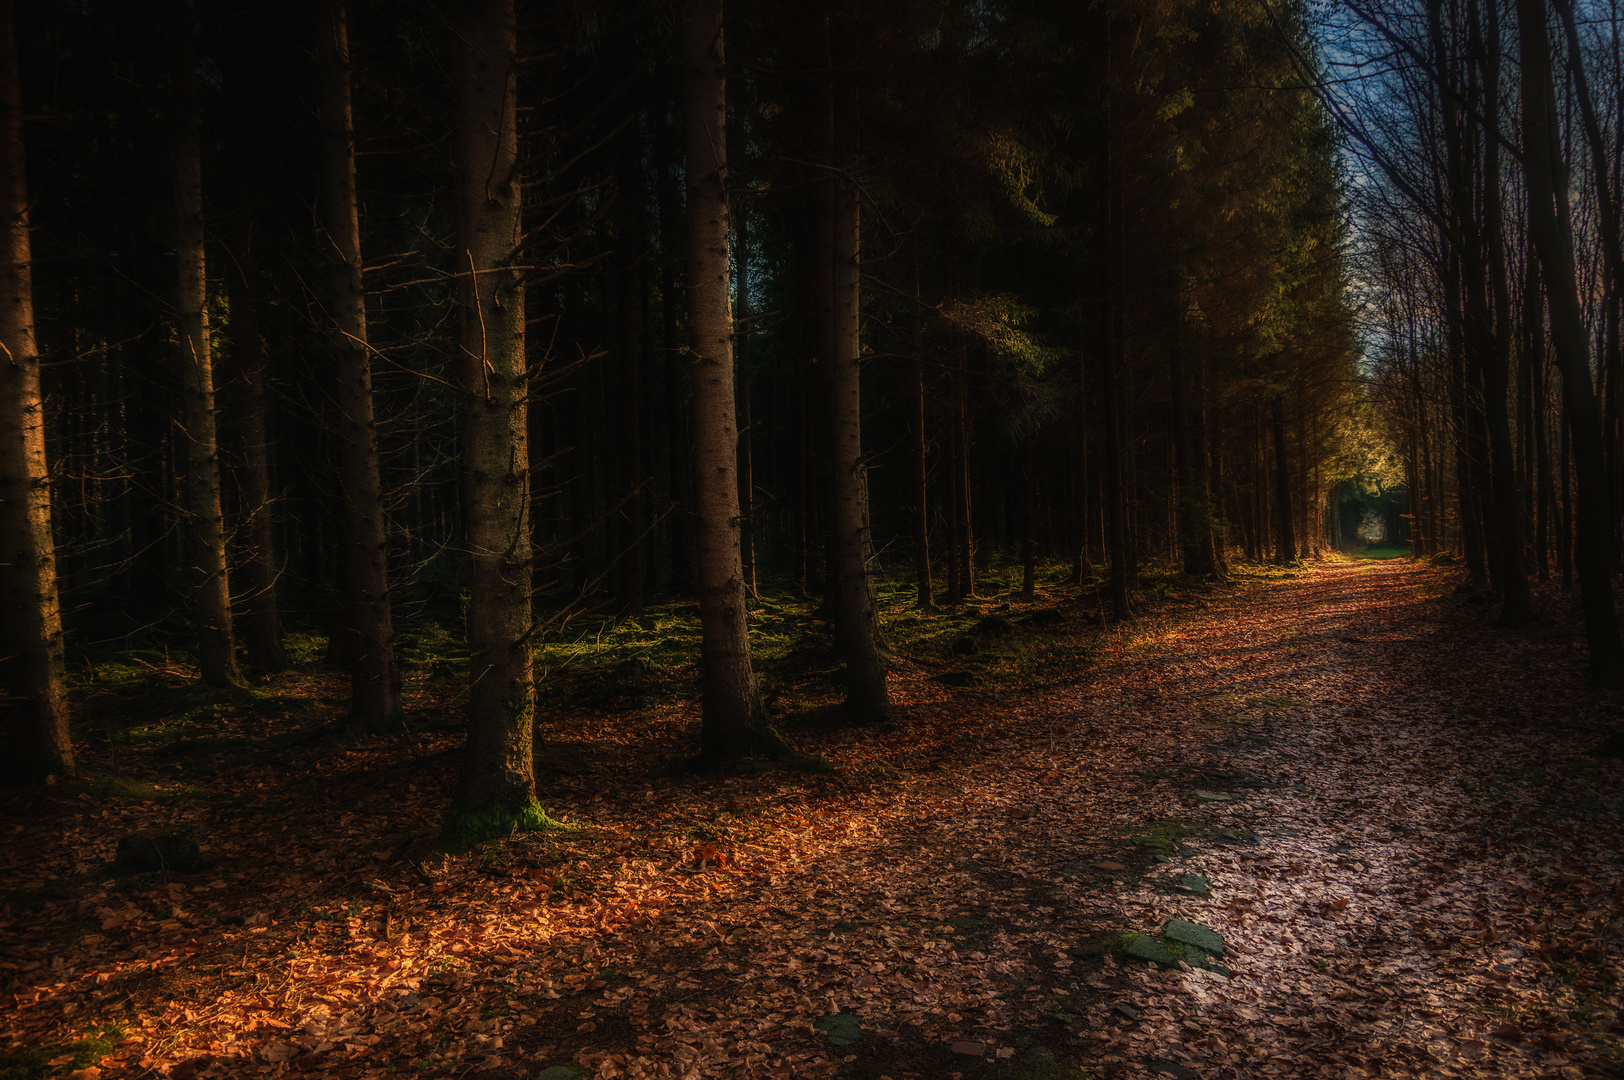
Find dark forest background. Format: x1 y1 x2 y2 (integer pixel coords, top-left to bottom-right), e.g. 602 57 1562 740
5 0 1624 840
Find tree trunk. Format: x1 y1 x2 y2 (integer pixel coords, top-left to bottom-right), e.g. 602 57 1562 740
320 0 400 729
1517 0 1624 684
954 347 975 597
221 226 289 673
616 131 646 614
818 4 888 724
443 0 545 844
1530 257 1551 581
1271 395 1295 563
684 0 782 760
1478 2 1533 621
734 193 755 600
1169 280 1217 578
910 256 932 608
0 0 72 782
174 0 238 688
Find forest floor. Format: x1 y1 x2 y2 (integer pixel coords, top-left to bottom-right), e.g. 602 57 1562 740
3 557 1624 1080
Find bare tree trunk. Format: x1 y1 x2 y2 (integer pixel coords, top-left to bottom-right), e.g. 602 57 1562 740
822 4 888 723
1478 0 1534 621
1530 257 1551 580
174 0 238 688
0 0 71 782
1518 0 1624 684
320 0 400 729
684 0 782 760
444 0 545 842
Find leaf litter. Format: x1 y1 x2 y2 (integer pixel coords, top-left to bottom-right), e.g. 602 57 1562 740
1 559 1621 1079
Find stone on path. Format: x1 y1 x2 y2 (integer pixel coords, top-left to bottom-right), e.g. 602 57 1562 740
1125 934 1178 965
1191 790 1242 803
1180 874 1212 898
951 1040 986 1056
1164 919 1225 957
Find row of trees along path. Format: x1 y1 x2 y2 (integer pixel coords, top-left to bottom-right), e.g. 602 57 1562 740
3 557 1621 1079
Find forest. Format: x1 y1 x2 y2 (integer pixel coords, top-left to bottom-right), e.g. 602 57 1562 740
2 0 1624 1078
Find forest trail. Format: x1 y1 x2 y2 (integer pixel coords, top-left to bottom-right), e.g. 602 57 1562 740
5 559 1624 1080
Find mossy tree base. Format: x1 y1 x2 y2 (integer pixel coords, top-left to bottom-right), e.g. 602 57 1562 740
435 798 562 853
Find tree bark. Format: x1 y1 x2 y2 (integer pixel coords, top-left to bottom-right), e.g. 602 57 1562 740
173 0 239 688
823 4 889 723
320 0 400 729
221 226 289 674
1477 0 1534 622
0 0 72 782
910 254 933 608
684 0 782 760
1272 395 1295 563
615 130 646 614
1517 0 1624 684
444 0 545 842
734 194 755 600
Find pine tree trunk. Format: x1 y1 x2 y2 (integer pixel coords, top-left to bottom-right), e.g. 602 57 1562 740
1271 395 1295 563
954 348 975 596
174 0 238 688
1518 0 1624 684
221 229 289 673
0 0 72 782
824 6 889 723
684 0 781 760
320 0 400 729
910 256 933 608
444 0 543 840
734 197 755 600
616 132 646 614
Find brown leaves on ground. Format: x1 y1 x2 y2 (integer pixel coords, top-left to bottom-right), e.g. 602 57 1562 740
3 559 1622 1079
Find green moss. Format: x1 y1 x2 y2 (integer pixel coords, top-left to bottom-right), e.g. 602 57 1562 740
435 798 565 852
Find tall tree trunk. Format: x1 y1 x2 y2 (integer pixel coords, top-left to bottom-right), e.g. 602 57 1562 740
174 0 238 688
1530 257 1551 580
221 226 289 673
821 4 888 724
910 255 932 608
0 0 72 782
1099 15 1129 618
684 0 782 760
444 0 545 842
1478 0 1534 621
1271 395 1295 563
734 195 756 600
320 0 400 729
1517 0 1624 684
656 109 693 589
616 131 646 614
1169 280 1217 577
953 347 975 597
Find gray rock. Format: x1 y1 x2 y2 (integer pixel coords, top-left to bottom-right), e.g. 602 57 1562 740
1191 790 1242 803
1180 874 1212 898
932 671 981 687
1164 919 1224 957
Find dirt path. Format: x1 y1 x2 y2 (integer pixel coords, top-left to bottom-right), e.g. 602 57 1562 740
5 559 1622 1080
